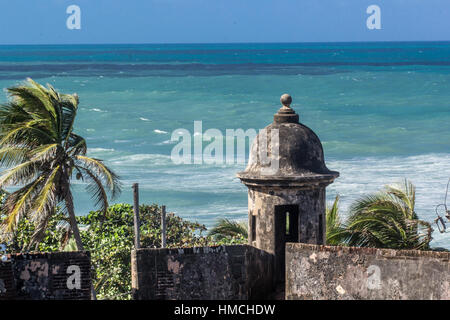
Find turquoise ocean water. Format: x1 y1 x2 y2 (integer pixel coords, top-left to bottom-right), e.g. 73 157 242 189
0 42 449 248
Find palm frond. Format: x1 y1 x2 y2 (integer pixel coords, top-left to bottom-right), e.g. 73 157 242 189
28 143 58 162
77 166 109 214
208 218 248 239
325 195 352 245
0 145 30 167
345 179 431 250
1 177 44 233
7 82 55 121
60 93 78 144
0 120 55 146
0 160 39 187
66 133 87 156
30 165 60 220
76 155 121 199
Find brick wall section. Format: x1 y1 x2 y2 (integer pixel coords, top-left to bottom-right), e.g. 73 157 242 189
0 261 16 300
286 243 450 300
1 251 91 300
132 245 274 300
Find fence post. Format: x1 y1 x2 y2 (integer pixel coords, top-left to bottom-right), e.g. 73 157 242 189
132 183 140 249
161 205 166 248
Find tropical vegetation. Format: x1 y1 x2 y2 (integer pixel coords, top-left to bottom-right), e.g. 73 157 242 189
208 218 247 241
0 78 121 252
326 179 433 250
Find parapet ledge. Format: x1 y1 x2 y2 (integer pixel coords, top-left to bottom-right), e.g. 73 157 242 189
5 251 91 260
132 244 249 256
286 243 450 261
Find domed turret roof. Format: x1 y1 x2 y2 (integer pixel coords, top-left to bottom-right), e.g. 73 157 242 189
237 94 339 187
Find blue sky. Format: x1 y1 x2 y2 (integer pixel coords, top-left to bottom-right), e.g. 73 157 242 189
0 0 449 44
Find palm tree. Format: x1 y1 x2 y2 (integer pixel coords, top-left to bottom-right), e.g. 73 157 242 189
0 78 121 251
208 218 248 240
326 195 351 245
345 179 432 250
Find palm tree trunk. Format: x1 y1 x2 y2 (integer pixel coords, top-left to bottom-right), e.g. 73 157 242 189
65 193 84 251
65 190 97 300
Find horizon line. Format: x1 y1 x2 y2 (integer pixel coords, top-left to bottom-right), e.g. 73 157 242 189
1 40 450 46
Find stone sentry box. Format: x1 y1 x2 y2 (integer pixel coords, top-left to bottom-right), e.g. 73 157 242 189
286 243 450 300
131 245 274 300
237 94 339 281
0 251 91 300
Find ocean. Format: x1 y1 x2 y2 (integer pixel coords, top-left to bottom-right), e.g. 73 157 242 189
0 42 449 248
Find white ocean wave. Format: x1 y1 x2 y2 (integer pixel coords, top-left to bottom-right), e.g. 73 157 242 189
88 148 116 156
155 139 176 145
90 108 106 112
89 147 115 152
110 153 172 166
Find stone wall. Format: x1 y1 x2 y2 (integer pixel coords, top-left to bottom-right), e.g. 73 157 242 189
245 245 275 299
0 261 16 300
132 245 274 300
286 243 450 300
0 251 91 300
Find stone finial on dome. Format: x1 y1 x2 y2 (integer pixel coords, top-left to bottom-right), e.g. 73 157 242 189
274 93 299 124
280 93 292 107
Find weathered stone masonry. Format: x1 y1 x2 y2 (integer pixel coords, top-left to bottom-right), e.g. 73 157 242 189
0 261 16 299
0 251 91 300
132 245 273 300
286 243 450 300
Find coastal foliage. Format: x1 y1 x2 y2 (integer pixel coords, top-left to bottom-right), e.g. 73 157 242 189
326 180 433 250
208 218 248 241
2 210 68 253
325 195 349 246
0 78 121 251
345 180 432 249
